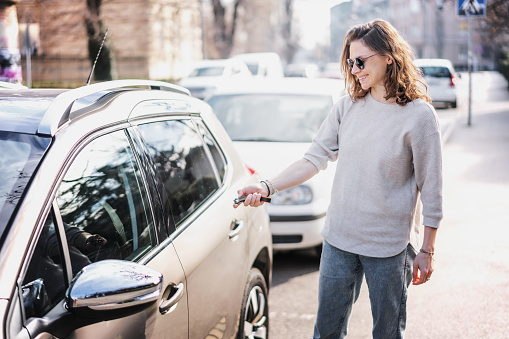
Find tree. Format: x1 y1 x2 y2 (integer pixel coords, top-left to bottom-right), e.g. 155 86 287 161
211 0 243 58
84 0 116 81
484 0 509 38
483 0 509 85
281 0 298 63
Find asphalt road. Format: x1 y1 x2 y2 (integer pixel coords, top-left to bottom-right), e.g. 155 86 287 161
268 71 509 339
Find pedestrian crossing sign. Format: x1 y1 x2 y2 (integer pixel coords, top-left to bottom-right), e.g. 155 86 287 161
457 0 486 16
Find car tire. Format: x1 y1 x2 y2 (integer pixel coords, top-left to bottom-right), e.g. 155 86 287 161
451 100 457 108
237 268 269 339
315 243 323 258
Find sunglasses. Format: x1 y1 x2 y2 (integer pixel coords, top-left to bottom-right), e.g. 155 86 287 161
347 53 378 70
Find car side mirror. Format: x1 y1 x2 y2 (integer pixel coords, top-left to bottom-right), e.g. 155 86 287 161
65 259 162 316
22 278 51 319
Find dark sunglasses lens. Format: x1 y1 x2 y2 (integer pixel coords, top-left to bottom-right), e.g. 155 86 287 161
347 58 365 69
355 58 365 69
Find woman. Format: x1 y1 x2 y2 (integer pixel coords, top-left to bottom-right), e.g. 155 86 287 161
234 19 442 338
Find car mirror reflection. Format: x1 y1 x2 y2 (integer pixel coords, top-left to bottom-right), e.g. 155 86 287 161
65 260 162 312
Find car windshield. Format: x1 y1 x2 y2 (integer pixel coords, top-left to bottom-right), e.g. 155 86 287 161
190 66 225 77
0 132 50 234
420 66 451 78
207 94 332 142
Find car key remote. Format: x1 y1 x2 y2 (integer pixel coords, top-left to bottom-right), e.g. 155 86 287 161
234 196 271 204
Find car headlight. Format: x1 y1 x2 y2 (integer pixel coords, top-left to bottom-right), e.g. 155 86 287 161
271 185 313 205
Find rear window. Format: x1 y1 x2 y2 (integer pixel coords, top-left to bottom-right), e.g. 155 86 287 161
0 132 50 233
420 66 451 78
207 94 332 143
245 63 259 75
190 67 224 77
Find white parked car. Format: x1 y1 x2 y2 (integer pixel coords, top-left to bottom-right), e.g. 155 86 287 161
207 78 345 255
178 58 252 99
320 62 343 79
284 63 321 78
232 52 285 78
414 58 459 108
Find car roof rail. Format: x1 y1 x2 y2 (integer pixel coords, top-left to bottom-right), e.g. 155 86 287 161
37 79 190 136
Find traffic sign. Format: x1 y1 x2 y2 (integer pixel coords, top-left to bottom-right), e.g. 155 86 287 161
457 0 486 17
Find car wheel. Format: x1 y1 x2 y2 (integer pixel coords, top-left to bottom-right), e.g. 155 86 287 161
315 243 323 258
237 268 269 339
451 100 457 108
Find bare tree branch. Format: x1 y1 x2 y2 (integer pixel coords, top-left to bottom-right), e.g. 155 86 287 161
484 0 509 38
211 0 243 58
84 0 116 81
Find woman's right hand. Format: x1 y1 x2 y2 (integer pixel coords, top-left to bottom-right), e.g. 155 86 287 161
233 183 270 208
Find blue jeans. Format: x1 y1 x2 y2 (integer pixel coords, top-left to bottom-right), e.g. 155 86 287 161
313 241 416 339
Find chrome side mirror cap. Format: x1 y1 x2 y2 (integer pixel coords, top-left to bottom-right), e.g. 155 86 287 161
66 260 162 311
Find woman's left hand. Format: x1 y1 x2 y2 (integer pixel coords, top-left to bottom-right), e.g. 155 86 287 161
412 251 434 285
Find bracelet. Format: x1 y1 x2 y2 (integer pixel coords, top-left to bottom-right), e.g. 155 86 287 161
260 181 271 197
265 179 278 195
420 248 434 258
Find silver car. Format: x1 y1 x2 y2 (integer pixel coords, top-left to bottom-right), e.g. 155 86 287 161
414 58 459 108
0 80 272 339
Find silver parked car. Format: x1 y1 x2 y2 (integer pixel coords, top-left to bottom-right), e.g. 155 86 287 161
414 58 459 108
0 80 272 339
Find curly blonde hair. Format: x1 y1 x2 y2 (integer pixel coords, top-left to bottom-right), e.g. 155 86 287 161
340 19 430 106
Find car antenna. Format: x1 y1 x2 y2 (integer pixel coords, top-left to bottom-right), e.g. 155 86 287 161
85 28 109 86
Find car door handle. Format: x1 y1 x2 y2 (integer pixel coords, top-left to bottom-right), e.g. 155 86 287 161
229 219 244 239
159 282 184 315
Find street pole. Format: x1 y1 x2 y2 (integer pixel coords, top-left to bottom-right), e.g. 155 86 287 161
25 23 31 88
467 15 472 126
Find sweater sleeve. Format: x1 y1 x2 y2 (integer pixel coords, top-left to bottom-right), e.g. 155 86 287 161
411 112 443 228
303 100 343 171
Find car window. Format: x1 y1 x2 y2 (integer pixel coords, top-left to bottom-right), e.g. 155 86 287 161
137 120 220 227
420 66 451 78
56 129 157 275
195 119 226 183
245 62 259 75
190 66 224 77
22 212 67 319
207 94 332 142
0 133 50 236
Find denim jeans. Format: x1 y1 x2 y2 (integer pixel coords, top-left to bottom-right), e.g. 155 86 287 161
313 241 416 339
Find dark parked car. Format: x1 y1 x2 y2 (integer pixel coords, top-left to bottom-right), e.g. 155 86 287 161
0 80 272 339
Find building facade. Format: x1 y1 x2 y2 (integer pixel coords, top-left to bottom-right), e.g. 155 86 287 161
16 0 203 85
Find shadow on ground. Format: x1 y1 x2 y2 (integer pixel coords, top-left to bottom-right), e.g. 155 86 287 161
271 248 321 287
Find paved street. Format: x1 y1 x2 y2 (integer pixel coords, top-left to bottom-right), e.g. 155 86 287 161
269 71 509 338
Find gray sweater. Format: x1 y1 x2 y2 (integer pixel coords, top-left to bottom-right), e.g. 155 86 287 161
304 93 443 257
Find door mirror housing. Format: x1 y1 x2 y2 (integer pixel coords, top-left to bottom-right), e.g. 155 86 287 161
66 260 162 314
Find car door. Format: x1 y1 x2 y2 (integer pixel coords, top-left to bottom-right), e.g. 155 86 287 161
16 129 189 339
135 117 250 338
